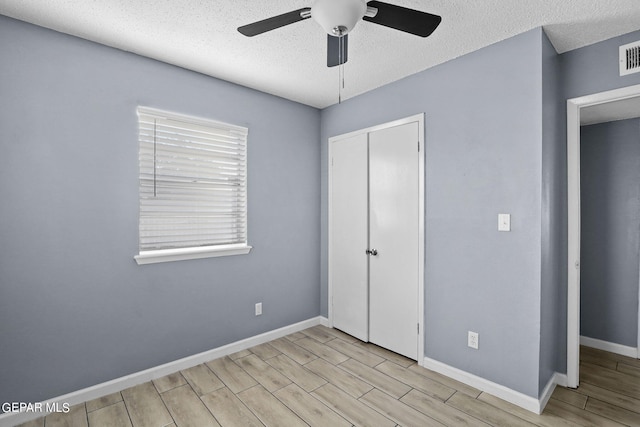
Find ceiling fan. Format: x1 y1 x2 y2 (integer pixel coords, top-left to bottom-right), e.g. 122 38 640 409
238 0 442 67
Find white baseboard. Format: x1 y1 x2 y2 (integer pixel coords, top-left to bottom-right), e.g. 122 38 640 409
554 372 568 388
580 335 638 358
422 357 566 414
0 316 328 427
539 372 566 411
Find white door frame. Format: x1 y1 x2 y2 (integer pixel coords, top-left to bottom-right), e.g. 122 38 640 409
328 113 425 365
566 83 640 388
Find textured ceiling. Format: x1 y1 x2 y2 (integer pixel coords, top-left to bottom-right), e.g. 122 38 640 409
2 1 640 108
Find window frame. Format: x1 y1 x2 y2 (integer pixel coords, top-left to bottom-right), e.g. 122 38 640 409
134 107 251 265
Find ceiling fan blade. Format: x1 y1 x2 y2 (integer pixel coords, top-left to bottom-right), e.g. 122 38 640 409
363 1 441 37
238 8 311 37
327 34 348 67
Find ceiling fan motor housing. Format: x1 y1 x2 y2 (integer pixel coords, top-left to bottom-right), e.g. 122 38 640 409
312 0 367 35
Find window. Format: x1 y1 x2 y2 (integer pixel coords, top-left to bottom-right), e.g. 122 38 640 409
134 107 250 264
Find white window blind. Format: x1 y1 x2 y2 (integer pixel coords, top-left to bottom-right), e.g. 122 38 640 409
135 107 250 264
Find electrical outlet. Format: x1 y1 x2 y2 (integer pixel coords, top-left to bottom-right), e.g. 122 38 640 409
255 302 262 316
498 213 511 231
468 331 479 349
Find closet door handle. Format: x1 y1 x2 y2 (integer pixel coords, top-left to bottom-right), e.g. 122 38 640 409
366 249 378 256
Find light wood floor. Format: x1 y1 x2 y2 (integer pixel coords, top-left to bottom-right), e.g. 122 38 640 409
15 326 640 427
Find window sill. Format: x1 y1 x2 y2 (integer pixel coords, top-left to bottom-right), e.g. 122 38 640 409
134 243 252 265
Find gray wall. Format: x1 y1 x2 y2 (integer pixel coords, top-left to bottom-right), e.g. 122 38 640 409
0 15 321 405
551 27 640 367
321 29 547 398
580 119 640 347
560 29 640 101
539 30 566 392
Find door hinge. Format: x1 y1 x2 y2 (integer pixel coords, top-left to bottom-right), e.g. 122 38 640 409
417 323 419 334
418 141 420 152
331 157 334 166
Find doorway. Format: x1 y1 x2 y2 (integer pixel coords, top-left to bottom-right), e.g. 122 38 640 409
566 84 640 388
328 113 425 364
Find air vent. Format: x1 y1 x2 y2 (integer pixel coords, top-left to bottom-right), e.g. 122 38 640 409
620 41 640 76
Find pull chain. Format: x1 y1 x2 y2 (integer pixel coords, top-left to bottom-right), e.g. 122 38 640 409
338 65 343 104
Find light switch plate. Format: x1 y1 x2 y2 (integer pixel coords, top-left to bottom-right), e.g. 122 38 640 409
498 213 511 232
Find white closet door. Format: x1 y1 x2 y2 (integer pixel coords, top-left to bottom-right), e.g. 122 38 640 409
330 133 369 341
368 122 420 359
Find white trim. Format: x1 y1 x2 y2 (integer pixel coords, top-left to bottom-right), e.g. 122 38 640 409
328 114 425 142
137 106 249 135
134 244 252 265
567 98 581 388
540 373 566 411
422 357 565 414
0 316 327 427
554 373 568 388
327 135 334 329
580 335 638 358
417 115 425 366
327 113 425 364
567 83 640 388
